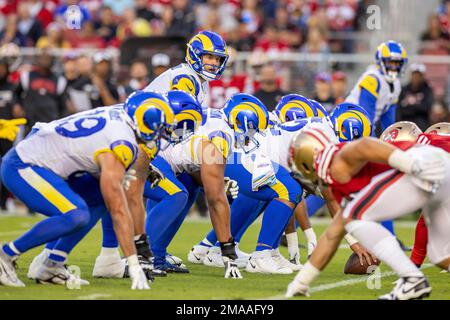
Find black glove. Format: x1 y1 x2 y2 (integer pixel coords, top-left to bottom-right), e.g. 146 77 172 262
147 163 164 188
219 238 238 261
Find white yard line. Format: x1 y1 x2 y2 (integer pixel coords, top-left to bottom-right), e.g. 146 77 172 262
261 264 434 300
77 293 112 300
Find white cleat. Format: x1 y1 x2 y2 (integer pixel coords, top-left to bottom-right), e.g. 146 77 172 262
378 276 432 300
166 254 183 266
285 279 310 298
235 244 250 267
27 250 50 280
203 246 224 268
35 258 89 286
0 249 25 287
92 251 126 278
272 248 303 271
187 245 210 264
245 250 293 274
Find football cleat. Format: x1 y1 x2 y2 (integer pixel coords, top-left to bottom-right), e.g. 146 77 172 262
245 250 293 274
285 279 311 298
187 245 210 264
154 256 189 273
0 248 25 287
92 251 126 278
378 276 432 300
35 258 89 286
272 248 303 271
27 250 50 280
123 256 165 280
166 254 183 266
203 246 225 268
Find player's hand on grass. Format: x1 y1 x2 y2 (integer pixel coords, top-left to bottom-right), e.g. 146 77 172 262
127 255 150 290
220 238 243 279
350 242 378 266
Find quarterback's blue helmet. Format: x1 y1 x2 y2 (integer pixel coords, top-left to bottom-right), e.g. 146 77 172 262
375 40 408 83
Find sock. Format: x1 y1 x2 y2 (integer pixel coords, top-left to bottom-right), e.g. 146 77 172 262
49 249 67 263
410 215 428 267
286 232 299 263
256 200 294 251
293 261 320 286
146 192 188 258
11 208 90 254
304 228 317 243
100 247 120 256
2 242 21 257
101 213 119 248
346 220 423 278
45 240 57 250
381 220 395 235
50 204 107 261
305 195 325 217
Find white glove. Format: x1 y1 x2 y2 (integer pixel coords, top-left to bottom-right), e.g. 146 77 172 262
122 169 137 191
224 177 239 199
127 255 150 290
285 279 310 298
223 257 243 279
411 156 447 182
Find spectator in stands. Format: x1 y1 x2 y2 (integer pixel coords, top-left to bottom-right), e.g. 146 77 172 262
239 0 261 35
439 0 450 34
151 53 170 80
61 53 86 113
420 13 450 54
0 58 21 212
28 0 54 30
0 14 28 47
117 7 152 41
254 64 286 111
398 63 434 131
36 22 72 49
196 0 238 34
254 24 290 58
429 99 449 124
16 1 43 46
312 71 335 112
71 21 106 49
104 0 134 16
163 0 196 37
120 58 150 99
94 6 118 45
331 71 347 104
135 0 157 21
274 7 302 49
226 23 256 52
300 26 330 55
288 0 312 33
76 53 93 78
54 0 92 27
89 52 119 107
16 50 69 134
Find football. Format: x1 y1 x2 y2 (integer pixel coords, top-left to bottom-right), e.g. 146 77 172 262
343 252 381 275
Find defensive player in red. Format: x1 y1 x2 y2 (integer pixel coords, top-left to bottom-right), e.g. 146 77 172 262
285 125 449 300
382 122 450 268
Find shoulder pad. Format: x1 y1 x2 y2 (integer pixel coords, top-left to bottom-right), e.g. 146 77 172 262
110 140 139 169
207 130 232 159
170 74 199 97
358 74 380 98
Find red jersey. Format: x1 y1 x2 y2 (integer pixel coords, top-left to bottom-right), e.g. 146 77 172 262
417 133 450 153
315 141 415 203
208 74 248 109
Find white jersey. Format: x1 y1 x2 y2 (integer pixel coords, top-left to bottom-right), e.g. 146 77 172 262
345 65 401 123
260 118 336 170
16 107 139 179
144 63 210 108
159 109 234 174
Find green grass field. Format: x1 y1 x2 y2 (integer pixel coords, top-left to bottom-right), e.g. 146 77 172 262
0 214 448 300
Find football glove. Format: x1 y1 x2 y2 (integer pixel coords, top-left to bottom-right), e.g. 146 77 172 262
127 255 150 290
148 163 165 188
220 238 242 279
224 177 239 199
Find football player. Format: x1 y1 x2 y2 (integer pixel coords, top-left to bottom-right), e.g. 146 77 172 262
286 125 449 300
0 94 173 289
345 40 408 238
144 30 228 109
